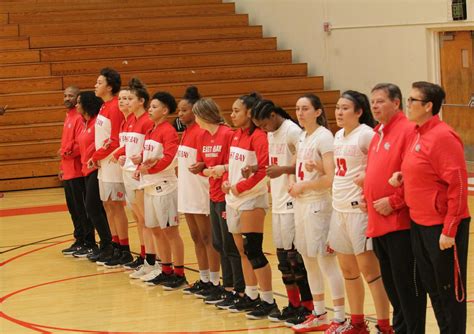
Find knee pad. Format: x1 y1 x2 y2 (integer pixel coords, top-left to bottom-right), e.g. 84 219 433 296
277 248 294 285
288 249 307 281
243 233 268 269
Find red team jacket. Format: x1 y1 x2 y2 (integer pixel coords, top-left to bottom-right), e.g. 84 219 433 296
59 108 83 180
401 115 470 238
113 113 136 160
144 121 179 175
77 116 98 177
364 112 415 237
197 125 234 202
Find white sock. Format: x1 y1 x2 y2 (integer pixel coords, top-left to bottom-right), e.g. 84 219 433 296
245 285 259 300
313 300 326 316
333 305 345 322
260 290 274 304
199 269 210 283
210 271 220 286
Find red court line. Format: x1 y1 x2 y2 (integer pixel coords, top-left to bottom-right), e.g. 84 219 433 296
0 311 48 333
0 204 68 218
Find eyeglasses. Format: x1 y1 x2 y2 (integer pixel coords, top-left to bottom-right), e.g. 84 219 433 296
407 97 428 104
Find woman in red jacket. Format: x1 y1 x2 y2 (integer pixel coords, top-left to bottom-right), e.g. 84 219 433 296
76 91 112 259
395 81 470 333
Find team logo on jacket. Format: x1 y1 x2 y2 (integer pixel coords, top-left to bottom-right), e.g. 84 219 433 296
415 144 421 152
286 201 293 210
87 129 91 133
384 142 390 150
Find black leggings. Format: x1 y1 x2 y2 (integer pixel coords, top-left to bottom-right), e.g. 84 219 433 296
63 176 95 246
210 200 245 293
84 170 112 246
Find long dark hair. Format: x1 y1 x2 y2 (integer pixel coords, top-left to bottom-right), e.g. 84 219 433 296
299 93 329 128
252 99 298 126
341 90 375 128
237 92 261 134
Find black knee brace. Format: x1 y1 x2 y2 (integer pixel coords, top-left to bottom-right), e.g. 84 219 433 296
243 233 268 269
277 248 295 285
288 249 307 281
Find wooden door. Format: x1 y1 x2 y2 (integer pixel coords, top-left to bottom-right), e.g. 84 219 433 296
439 31 474 162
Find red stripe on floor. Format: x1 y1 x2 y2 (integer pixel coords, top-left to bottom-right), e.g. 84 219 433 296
0 204 68 218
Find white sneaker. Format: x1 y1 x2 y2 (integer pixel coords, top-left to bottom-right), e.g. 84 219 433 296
292 312 330 333
129 260 155 279
140 266 162 282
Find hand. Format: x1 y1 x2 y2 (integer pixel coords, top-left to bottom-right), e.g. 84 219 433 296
288 182 303 197
110 155 118 163
373 197 393 216
221 180 231 194
130 154 142 165
305 160 323 173
266 165 284 178
241 165 253 179
118 155 126 167
189 162 206 174
230 185 239 196
353 172 365 188
439 234 455 250
389 172 403 187
142 159 157 169
102 138 112 149
138 164 149 175
210 165 226 178
87 158 96 169
58 170 64 181
132 170 140 180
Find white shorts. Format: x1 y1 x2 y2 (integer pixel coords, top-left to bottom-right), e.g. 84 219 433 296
328 211 373 255
272 213 295 250
294 196 333 257
226 193 269 234
144 189 179 229
98 179 126 202
123 170 140 204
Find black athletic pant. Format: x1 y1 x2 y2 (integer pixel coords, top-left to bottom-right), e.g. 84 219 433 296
411 218 470 334
84 170 112 246
373 229 426 334
63 176 95 247
210 200 245 293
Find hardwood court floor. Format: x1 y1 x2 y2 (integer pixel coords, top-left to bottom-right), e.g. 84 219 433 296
1 188 473 333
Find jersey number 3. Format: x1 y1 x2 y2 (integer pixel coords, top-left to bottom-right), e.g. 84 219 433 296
336 158 347 176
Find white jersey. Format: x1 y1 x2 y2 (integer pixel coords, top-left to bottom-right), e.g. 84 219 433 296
95 113 123 182
295 126 334 202
332 124 374 212
177 124 210 214
268 119 302 213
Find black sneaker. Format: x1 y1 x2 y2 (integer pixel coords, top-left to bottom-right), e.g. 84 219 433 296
162 275 188 291
195 283 220 299
73 246 97 258
183 280 208 295
103 248 123 268
123 256 144 270
62 242 83 255
268 303 299 322
145 272 173 286
204 286 228 304
95 244 115 266
284 306 312 327
87 247 101 262
104 250 133 268
246 300 279 320
228 295 260 313
215 291 241 310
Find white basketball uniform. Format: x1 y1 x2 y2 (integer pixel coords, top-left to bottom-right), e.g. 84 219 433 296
177 123 210 215
294 126 334 257
329 124 375 255
268 119 302 250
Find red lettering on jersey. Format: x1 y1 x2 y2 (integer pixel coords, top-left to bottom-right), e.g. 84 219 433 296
335 158 347 176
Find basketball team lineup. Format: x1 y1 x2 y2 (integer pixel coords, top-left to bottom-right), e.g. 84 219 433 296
0 68 472 334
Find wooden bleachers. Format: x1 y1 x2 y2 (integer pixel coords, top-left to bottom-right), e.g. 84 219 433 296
0 0 340 191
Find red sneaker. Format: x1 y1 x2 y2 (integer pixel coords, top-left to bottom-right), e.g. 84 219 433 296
292 313 330 333
337 320 369 334
324 319 346 334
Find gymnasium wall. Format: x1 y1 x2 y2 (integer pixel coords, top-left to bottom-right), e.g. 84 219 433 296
226 0 474 99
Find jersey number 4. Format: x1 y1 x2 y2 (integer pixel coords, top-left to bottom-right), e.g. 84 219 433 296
298 162 304 181
336 158 347 176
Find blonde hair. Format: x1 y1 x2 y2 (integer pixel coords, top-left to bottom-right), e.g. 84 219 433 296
192 98 225 124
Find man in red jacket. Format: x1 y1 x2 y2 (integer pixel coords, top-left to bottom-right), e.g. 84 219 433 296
59 86 96 256
364 83 426 334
